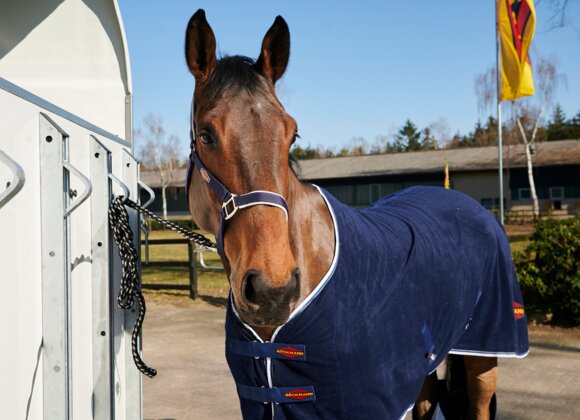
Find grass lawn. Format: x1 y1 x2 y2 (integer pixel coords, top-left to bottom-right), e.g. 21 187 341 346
141 230 230 300
505 223 533 254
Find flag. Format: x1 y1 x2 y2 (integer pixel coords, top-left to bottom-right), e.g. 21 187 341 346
444 160 450 189
498 0 536 101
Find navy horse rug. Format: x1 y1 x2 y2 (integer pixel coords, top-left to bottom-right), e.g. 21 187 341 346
225 186 529 419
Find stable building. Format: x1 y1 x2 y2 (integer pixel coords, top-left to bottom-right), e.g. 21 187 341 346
140 140 580 219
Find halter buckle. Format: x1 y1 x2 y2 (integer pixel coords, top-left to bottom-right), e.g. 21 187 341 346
222 195 238 220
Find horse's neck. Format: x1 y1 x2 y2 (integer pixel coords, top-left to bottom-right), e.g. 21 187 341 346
287 177 336 303
250 176 335 341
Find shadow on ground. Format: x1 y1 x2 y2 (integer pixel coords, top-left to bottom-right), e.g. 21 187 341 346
199 294 227 308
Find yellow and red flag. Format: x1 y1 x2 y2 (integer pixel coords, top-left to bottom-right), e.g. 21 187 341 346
444 160 450 189
498 0 536 101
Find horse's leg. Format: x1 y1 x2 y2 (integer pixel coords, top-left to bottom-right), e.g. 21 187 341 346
413 372 439 420
463 356 498 420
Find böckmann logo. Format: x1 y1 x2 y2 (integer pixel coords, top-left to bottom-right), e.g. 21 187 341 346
276 346 304 359
513 302 525 320
284 389 314 401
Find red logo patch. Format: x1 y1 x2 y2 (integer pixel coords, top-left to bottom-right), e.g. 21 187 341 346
276 346 304 359
200 168 211 183
284 389 314 401
513 302 525 320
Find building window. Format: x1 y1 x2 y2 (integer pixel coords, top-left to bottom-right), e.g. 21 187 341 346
519 188 531 200
370 184 380 202
564 186 580 198
481 198 506 210
481 198 494 209
355 185 370 206
325 185 355 205
549 187 564 200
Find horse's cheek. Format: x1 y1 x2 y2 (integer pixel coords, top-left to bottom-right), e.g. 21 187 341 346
189 184 218 234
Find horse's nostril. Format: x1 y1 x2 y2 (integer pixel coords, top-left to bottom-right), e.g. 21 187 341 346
243 270 262 305
242 269 301 307
289 269 301 299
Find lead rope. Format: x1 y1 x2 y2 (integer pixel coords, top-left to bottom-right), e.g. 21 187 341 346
108 196 216 378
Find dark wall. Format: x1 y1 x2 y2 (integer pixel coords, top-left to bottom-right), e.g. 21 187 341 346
309 173 443 207
509 165 580 200
144 164 580 214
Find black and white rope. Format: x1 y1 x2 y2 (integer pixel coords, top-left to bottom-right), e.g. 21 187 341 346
108 196 216 378
124 198 216 251
109 196 157 378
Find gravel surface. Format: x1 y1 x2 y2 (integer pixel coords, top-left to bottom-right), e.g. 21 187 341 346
143 295 580 420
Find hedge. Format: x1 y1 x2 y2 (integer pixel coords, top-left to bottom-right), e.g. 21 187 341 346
515 218 580 326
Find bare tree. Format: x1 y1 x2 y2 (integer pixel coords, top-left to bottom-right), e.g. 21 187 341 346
370 134 390 154
474 57 566 219
349 136 369 156
510 57 566 219
136 114 181 219
475 67 497 117
539 0 580 31
426 118 452 147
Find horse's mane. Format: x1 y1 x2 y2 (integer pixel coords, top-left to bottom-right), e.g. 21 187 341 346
203 55 266 107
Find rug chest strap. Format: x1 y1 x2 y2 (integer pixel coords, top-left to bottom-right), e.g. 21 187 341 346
236 384 316 404
228 339 306 361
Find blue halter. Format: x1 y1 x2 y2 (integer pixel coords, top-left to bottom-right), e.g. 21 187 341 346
185 102 289 259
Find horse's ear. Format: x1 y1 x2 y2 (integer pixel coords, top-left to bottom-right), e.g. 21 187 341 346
256 16 290 84
185 9 217 82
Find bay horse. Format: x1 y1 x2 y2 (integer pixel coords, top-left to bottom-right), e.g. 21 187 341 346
184 10 528 419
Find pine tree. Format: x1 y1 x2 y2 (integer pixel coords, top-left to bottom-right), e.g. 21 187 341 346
395 119 422 151
290 144 323 160
547 104 569 141
569 110 580 139
421 127 438 150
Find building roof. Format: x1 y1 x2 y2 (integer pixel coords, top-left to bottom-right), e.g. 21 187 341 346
140 140 580 187
298 140 580 181
140 167 188 188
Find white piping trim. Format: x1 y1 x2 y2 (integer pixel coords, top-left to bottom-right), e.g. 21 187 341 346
229 184 339 419
449 349 530 358
230 184 339 341
230 295 264 343
271 184 339 340
267 357 274 417
399 403 415 420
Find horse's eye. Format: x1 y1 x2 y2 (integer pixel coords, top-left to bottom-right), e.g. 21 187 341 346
199 133 215 145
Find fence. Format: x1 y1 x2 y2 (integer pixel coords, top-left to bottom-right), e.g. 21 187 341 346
490 208 580 224
141 238 199 298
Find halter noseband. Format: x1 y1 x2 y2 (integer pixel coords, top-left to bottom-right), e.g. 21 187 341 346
186 102 289 259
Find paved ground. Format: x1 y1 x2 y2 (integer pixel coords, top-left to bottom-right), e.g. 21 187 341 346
143 294 580 420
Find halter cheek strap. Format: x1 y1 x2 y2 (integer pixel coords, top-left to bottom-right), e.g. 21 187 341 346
186 103 289 259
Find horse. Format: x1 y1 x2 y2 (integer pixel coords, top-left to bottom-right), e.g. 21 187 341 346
184 9 528 419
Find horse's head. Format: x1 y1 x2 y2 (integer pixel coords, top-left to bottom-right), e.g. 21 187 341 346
185 10 300 328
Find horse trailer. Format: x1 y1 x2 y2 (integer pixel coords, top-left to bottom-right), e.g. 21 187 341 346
0 1 148 419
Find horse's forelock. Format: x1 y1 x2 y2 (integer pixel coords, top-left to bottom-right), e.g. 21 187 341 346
201 55 266 107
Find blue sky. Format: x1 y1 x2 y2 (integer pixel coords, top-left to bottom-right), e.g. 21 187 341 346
119 1 580 156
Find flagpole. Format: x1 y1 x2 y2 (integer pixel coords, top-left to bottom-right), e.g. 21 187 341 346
496 0 505 225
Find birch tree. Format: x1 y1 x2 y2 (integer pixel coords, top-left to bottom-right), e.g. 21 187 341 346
474 57 565 220
137 114 181 219
541 0 580 30
511 57 566 219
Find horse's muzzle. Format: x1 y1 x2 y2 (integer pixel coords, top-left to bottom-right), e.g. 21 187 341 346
239 268 301 326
